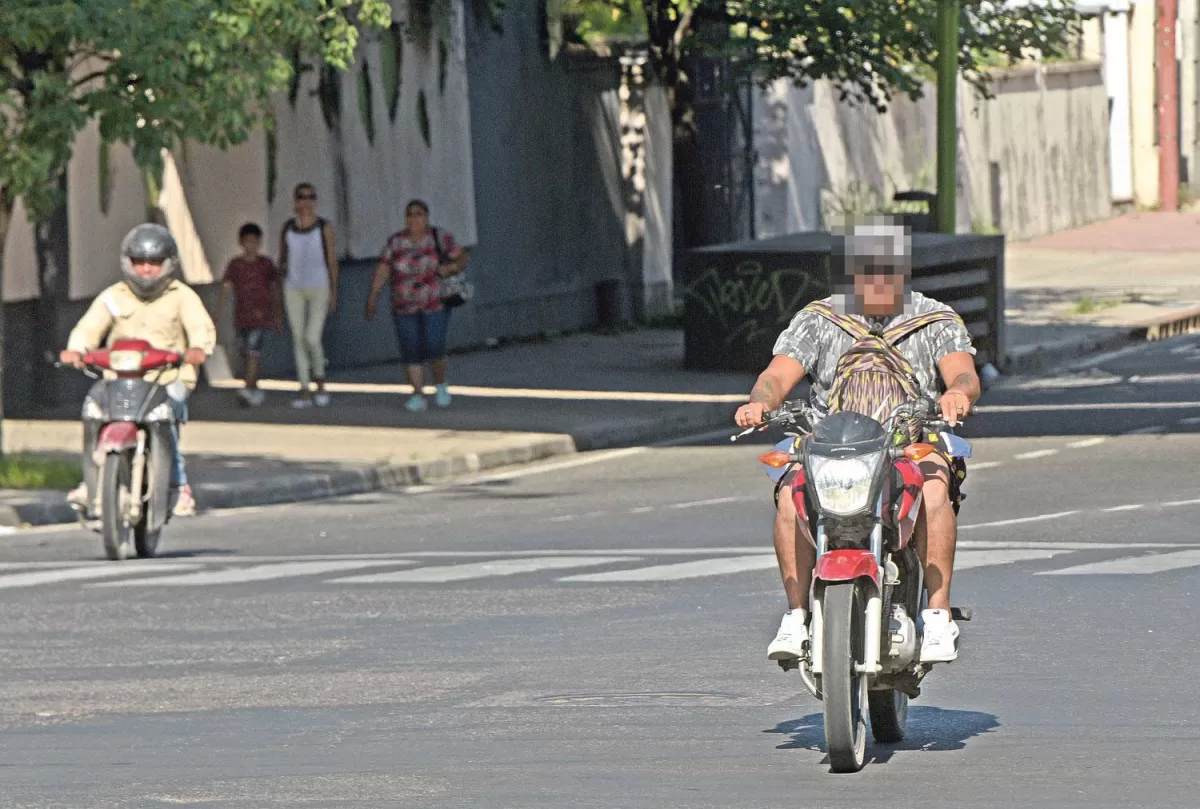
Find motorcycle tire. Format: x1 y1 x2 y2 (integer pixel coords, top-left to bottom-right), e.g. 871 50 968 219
100 453 134 561
868 688 908 743
822 580 869 773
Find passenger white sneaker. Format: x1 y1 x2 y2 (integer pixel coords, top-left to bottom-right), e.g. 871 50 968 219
919 609 960 663
767 608 809 660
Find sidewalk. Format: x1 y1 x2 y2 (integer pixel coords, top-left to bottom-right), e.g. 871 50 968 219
1004 211 1200 373
5 212 1198 528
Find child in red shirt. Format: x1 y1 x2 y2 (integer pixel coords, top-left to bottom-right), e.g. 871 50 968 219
218 223 282 407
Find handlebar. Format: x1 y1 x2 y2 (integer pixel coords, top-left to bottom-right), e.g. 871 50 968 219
731 396 958 443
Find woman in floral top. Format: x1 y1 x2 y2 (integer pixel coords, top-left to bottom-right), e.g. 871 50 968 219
366 200 469 412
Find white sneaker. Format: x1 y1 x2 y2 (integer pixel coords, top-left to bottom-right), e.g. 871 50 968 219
249 389 266 407
313 392 331 408
767 609 809 660
919 609 960 663
291 397 313 410
237 388 253 407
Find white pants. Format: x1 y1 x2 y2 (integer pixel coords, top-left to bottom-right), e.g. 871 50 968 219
284 285 330 388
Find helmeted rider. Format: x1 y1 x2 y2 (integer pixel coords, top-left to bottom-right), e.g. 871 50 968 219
734 221 982 665
60 223 216 518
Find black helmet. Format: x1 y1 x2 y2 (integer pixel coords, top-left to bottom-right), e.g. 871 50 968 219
120 223 179 300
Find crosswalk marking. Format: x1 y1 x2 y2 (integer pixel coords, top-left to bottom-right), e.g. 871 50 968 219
0 562 201 589
1036 549 1200 576
559 554 777 583
90 560 412 587
952 549 1073 570
332 556 633 584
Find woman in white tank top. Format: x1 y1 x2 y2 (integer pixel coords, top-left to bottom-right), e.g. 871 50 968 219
278 182 339 408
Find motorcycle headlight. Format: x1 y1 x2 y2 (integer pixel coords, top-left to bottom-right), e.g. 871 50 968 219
145 402 174 422
82 398 105 421
109 350 145 372
809 451 884 516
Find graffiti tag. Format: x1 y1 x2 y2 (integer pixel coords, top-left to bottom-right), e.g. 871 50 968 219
682 261 827 347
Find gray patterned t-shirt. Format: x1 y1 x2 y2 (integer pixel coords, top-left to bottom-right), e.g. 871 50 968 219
772 292 976 417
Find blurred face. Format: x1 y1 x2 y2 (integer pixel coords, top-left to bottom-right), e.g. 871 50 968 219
406 205 429 235
240 234 262 256
132 258 166 280
294 187 316 216
853 268 906 316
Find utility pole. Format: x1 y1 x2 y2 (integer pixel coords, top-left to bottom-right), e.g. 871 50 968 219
936 0 960 233
1158 0 1180 211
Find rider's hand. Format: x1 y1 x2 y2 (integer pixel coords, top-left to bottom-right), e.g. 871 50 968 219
184 348 208 367
939 390 971 426
735 402 769 428
328 293 338 314
59 350 84 369
365 297 377 322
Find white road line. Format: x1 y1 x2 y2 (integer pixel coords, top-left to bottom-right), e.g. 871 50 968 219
1103 504 1144 512
959 540 1192 550
669 496 751 510
1067 437 1108 448
559 554 777 583
969 461 1003 470
953 549 1073 570
90 560 412 587
458 448 647 485
975 401 1200 413
1181 416 1200 425
1038 550 1200 576
332 556 632 584
630 506 656 514
1124 425 1167 435
0 563 201 589
1014 449 1058 460
546 515 577 523
1164 498 1200 507
959 511 1079 530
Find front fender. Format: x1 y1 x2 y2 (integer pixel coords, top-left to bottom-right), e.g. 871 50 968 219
814 549 880 589
92 422 139 467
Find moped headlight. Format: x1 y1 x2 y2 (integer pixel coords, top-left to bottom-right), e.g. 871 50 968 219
809 451 883 516
109 350 145 372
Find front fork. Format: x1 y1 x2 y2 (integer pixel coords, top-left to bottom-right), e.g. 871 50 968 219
796 523 886 700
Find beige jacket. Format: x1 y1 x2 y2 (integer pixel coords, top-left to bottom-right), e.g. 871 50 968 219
66 280 217 389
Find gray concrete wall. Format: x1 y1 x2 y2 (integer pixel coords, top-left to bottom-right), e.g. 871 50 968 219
755 63 1112 242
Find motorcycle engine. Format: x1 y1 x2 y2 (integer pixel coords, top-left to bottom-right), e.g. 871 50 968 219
884 604 918 670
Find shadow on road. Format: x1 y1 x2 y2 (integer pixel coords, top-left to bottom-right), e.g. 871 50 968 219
765 706 1000 766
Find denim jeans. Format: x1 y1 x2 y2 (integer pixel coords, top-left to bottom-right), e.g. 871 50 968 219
165 381 189 487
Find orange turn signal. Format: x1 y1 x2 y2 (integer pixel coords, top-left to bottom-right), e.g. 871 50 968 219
758 450 792 468
904 443 937 461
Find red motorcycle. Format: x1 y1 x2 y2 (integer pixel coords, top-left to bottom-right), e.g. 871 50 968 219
736 398 973 772
68 339 184 561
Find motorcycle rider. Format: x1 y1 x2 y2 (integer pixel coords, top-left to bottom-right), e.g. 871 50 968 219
60 223 216 518
735 222 982 664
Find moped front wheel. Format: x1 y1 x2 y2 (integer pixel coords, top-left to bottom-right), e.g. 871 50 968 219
821 580 869 773
100 453 134 561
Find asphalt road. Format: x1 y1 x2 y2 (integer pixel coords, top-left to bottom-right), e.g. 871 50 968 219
2 336 1200 808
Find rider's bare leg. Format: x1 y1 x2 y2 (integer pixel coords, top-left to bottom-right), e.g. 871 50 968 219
913 456 956 612
774 476 816 611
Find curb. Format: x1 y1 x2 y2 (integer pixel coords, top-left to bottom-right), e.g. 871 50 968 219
0 434 576 530
1003 306 1200 376
0 400 743 530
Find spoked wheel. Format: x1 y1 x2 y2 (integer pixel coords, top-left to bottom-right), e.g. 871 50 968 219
868 688 909 743
100 453 134 561
821 580 869 773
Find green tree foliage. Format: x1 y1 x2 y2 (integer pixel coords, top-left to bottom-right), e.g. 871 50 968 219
561 0 1080 110
0 0 391 231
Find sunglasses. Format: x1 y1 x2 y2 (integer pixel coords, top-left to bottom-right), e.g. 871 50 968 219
296 193 316 201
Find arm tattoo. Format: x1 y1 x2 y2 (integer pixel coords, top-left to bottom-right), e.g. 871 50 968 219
948 371 980 402
749 377 779 407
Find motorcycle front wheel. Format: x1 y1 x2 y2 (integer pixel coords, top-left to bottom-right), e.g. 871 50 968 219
100 452 134 561
134 434 171 559
821 580 869 773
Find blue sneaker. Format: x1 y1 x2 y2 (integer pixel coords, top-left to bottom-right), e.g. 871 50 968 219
434 384 451 408
405 394 427 413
